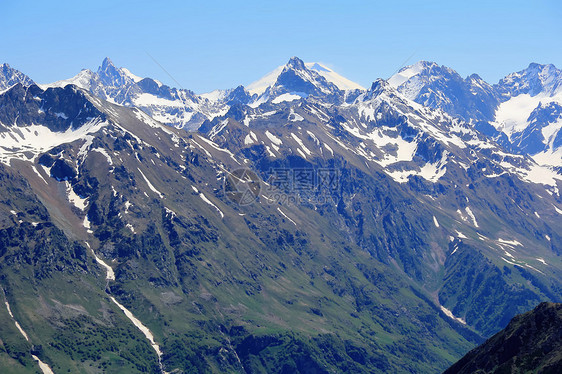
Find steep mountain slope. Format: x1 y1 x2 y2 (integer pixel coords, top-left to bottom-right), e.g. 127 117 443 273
202 74 562 338
444 302 562 374
1 58 562 373
494 63 562 166
0 83 485 373
0 64 34 91
389 61 562 168
388 61 499 123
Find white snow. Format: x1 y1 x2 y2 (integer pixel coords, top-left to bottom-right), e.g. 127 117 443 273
92 148 113 165
30 165 48 184
265 130 283 146
191 139 213 158
3 298 55 374
493 92 562 138
83 215 93 234
4 301 29 341
199 193 224 218
514 163 562 189
289 111 305 122
418 154 448 183
134 93 184 108
137 168 164 199
290 133 312 156
433 216 440 228
244 134 255 145
455 230 467 239
66 181 88 210
439 305 466 325
388 62 425 89
272 92 305 104
41 69 95 90
86 242 115 281
0 118 108 165
533 147 562 168
324 143 334 156
31 356 54 374
247 62 364 95
197 135 240 164
110 296 166 371
497 238 522 246
465 207 479 227
121 67 142 82
306 62 365 91
246 65 285 95
277 207 297 226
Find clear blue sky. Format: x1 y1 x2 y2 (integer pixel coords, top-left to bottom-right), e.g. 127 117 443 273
2 0 561 93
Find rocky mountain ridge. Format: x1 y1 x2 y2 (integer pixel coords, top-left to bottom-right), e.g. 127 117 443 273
0 57 561 373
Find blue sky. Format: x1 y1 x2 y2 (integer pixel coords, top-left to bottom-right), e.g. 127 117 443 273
2 0 561 93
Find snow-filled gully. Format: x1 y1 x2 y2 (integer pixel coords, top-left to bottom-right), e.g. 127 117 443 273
1 288 55 374
85 243 168 374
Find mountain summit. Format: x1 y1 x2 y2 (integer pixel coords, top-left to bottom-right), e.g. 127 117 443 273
0 63 34 91
247 57 364 99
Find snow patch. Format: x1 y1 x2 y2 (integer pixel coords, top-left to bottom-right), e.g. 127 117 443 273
439 305 466 325
433 216 440 228
137 168 164 199
199 192 224 218
277 207 297 226
272 92 305 104
465 207 479 227
265 130 283 146
66 181 88 210
497 238 522 247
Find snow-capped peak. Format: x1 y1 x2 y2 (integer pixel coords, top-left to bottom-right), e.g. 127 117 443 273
497 62 562 98
305 62 365 91
387 61 440 89
246 57 364 96
97 57 139 87
41 69 96 90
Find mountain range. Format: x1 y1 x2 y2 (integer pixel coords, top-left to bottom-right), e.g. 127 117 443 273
0 56 560 373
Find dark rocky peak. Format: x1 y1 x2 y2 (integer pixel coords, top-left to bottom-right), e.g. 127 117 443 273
0 63 35 90
355 78 394 102
285 56 307 70
389 61 499 121
0 83 105 132
268 56 341 99
96 57 132 87
225 85 252 106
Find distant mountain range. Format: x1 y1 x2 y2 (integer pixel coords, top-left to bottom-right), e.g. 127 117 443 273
4 57 561 167
0 56 561 373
